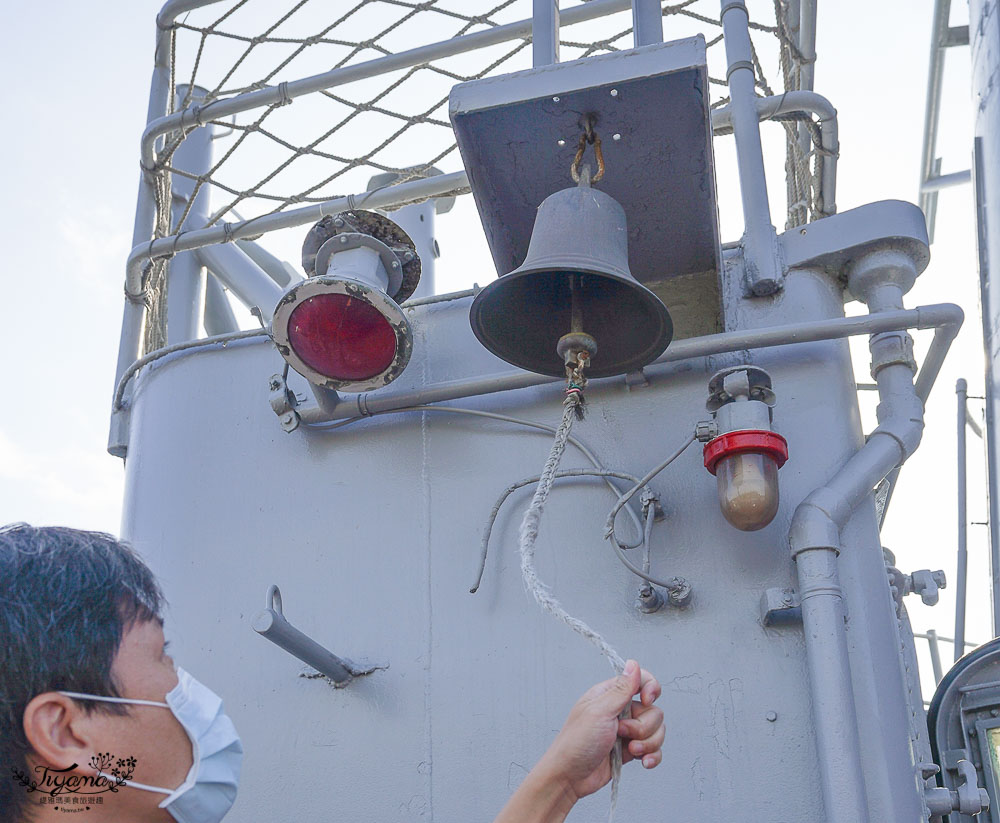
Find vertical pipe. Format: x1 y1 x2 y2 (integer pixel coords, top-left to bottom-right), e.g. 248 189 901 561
203 278 239 336
927 630 945 683
532 0 559 66
389 201 437 300
794 0 817 159
166 85 213 345
794 547 871 823
720 0 783 295
919 0 953 236
108 25 174 458
956 378 970 660
631 0 663 47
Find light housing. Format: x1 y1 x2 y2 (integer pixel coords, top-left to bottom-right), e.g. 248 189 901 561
704 430 788 531
270 211 420 392
703 367 787 532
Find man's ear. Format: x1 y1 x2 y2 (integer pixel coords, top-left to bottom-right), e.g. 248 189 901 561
23 693 95 770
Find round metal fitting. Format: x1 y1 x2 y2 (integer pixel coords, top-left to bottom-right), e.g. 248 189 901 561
314 233 403 297
301 210 421 302
270 274 413 393
556 332 598 365
703 430 789 475
706 366 776 410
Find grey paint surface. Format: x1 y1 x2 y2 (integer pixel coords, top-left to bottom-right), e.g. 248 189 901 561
971 0 1000 635
121 255 929 820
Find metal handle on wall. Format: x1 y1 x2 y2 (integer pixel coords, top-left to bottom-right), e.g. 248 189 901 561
252 585 379 686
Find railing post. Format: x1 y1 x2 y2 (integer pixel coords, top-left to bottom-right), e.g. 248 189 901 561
957 378 970 661
532 0 559 66
631 0 664 46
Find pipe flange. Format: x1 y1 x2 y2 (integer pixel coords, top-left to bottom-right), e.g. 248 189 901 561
314 233 404 297
706 366 776 410
301 210 421 302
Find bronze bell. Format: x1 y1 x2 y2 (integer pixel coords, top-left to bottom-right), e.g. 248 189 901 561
469 183 673 378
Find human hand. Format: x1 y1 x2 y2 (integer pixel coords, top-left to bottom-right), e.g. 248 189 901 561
534 659 664 801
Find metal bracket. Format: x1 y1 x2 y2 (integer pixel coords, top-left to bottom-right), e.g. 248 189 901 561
906 569 947 607
268 372 300 433
925 759 990 817
252 585 384 687
761 587 802 626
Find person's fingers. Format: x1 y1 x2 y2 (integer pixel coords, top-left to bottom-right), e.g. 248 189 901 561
627 719 665 757
638 668 661 707
618 702 663 739
639 749 662 769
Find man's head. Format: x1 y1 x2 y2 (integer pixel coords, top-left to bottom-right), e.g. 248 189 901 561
0 524 192 822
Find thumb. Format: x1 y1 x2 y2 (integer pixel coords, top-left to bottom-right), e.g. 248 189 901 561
594 659 640 716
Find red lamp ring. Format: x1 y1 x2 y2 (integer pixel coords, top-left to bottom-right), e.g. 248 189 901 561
703 430 789 475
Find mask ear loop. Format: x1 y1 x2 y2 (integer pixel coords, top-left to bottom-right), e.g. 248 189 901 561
57 691 191 802
57 692 169 708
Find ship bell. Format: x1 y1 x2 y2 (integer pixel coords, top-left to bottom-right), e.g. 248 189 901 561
469 183 673 378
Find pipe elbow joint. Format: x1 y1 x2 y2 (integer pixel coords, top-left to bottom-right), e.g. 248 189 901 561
872 402 924 461
789 493 842 559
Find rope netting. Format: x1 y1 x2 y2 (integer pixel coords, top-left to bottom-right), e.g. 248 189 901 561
141 0 820 351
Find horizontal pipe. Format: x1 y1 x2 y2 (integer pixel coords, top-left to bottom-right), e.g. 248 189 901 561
921 169 972 192
713 91 839 216
125 171 469 297
140 0 635 169
111 302 963 422
297 303 964 423
130 87 848 293
156 0 226 29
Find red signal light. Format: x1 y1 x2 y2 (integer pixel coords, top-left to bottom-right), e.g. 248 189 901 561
287 293 397 381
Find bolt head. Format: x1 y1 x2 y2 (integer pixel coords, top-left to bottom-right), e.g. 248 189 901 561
610 88 619 97
552 96 560 103
765 711 778 722
612 133 621 141
557 139 566 147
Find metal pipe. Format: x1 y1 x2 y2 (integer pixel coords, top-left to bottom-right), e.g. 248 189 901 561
130 89 842 295
167 85 213 345
927 629 945 683
110 302 963 425
234 238 298 287
712 90 839 216
296 302 963 424
922 169 972 192
794 0 817 163
720 0 782 295
532 0 560 66
203 277 239 335
196 243 284 320
956 378 970 661
139 0 636 170
631 0 664 46
919 0 954 239
126 171 469 297
787 252 937 823
252 585 370 685
155 0 226 28
108 0 188 457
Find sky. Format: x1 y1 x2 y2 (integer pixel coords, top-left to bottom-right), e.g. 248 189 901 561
0 0 987 695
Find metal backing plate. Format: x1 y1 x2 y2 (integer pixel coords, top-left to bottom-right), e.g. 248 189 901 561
450 37 721 305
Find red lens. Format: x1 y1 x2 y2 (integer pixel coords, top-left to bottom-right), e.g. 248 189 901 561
287 293 397 381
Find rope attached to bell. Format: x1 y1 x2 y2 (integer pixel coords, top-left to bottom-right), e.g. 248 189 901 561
517 123 631 822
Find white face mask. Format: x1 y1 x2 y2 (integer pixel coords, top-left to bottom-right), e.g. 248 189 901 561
59 667 243 823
